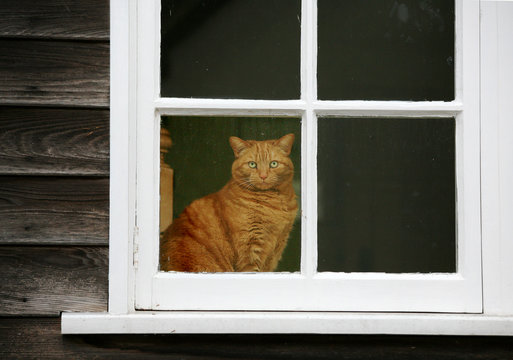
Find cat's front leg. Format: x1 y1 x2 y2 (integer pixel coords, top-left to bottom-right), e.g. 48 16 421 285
235 240 265 272
235 230 274 272
262 221 295 271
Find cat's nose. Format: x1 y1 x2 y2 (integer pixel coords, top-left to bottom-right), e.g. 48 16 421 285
259 173 268 180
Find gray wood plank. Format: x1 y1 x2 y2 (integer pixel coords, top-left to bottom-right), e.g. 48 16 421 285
0 176 108 245
0 107 109 176
0 0 109 40
0 39 109 107
0 247 107 316
2 318 513 359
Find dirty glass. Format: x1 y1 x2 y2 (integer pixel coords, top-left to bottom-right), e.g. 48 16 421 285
318 0 455 100
159 117 301 272
317 117 456 273
161 0 301 99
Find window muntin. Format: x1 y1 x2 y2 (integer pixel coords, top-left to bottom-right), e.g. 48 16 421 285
133 0 481 312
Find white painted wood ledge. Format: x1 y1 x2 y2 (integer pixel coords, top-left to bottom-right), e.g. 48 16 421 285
61 312 513 335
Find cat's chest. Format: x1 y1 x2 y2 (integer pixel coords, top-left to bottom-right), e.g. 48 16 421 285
231 195 296 230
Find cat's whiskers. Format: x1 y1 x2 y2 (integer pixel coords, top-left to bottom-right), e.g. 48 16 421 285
236 179 256 191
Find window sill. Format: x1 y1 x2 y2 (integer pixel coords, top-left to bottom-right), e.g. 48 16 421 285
61 312 513 335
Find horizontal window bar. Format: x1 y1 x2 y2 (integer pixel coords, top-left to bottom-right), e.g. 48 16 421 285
315 101 463 117
155 98 307 116
155 98 463 116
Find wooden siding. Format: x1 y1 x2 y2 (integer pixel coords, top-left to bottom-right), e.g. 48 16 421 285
0 107 109 176
0 177 108 245
0 247 108 316
0 39 109 107
0 0 110 331
0 0 109 40
1 318 513 359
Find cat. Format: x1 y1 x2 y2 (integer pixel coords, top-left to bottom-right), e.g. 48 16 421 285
160 133 298 272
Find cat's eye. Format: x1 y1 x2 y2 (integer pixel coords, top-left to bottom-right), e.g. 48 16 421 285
270 161 279 168
248 161 257 168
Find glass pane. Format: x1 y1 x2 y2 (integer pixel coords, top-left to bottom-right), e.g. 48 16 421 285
317 118 456 273
159 117 301 272
161 0 301 99
318 0 455 101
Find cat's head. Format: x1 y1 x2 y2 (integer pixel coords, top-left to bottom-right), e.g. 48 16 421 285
229 134 295 191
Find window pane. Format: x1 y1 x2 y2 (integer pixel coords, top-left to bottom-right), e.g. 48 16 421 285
317 118 456 273
318 0 455 101
160 117 301 272
161 0 301 99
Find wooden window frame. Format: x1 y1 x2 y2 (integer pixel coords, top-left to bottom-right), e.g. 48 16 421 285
61 0 513 334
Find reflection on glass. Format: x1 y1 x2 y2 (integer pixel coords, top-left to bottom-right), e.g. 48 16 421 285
318 0 455 101
161 0 301 99
159 117 301 272
317 118 456 273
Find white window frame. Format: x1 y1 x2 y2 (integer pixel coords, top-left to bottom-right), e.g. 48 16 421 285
61 0 513 334
135 0 480 313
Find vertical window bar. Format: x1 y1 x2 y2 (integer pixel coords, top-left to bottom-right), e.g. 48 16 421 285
301 0 318 277
455 0 463 102
155 0 162 98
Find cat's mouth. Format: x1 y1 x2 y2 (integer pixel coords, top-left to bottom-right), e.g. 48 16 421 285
254 180 276 191
237 178 277 192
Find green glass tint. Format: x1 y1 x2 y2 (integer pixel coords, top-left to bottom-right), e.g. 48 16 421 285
317 118 456 273
161 0 301 99
160 116 301 272
318 0 455 100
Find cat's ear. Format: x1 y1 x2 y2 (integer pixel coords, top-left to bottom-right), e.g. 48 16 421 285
274 133 295 156
229 136 250 157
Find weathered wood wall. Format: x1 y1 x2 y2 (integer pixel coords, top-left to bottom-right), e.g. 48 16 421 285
0 1 512 358
2 318 513 360
0 0 110 330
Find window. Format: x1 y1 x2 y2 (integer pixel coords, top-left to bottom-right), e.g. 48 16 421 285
134 0 480 313
62 0 513 334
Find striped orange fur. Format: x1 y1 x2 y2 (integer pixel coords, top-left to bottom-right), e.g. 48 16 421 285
160 134 298 272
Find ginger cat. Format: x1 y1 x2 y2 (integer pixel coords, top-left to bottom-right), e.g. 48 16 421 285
160 133 298 272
